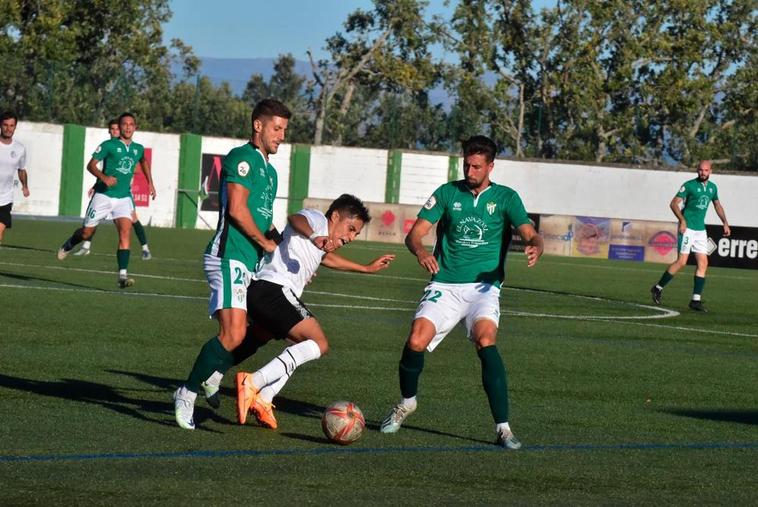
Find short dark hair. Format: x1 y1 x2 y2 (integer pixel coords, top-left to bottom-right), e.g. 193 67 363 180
118 112 136 124
252 99 292 123
326 194 371 224
108 118 119 127
462 135 497 162
1 111 18 123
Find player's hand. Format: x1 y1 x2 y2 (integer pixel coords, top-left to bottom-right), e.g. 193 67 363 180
22 187 29 197
367 254 396 273
149 184 157 200
87 187 95 198
261 238 278 253
103 175 117 187
417 250 439 274
524 245 541 267
312 235 336 253
723 224 731 237
678 220 687 234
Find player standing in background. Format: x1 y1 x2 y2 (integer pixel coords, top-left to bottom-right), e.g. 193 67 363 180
650 160 730 312
0 111 30 246
56 112 156 287
379 135 543 449
173 99 291 430
235 195 395 430
74 119 152 259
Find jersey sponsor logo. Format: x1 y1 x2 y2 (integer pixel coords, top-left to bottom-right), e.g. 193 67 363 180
455 216 489 248
486 201 496 215
452 201 462 211
237 161 250 177
423 195 436 210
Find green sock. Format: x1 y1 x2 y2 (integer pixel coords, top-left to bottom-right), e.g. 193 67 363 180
399 345 424 399
478 345 509 424
658 270 674 287
693 276 705 296
132 221 148 246
117 249 130 270
186 337 234 393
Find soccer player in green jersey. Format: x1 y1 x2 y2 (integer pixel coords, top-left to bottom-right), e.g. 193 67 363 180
73 118 153 260
651 160 730 312
57 112 156 287
380 135 544 449
173 99 291 430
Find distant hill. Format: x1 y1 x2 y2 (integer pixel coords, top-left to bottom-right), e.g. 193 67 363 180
191 56 451 108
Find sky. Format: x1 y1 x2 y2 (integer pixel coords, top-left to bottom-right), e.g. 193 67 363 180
163 0 553 61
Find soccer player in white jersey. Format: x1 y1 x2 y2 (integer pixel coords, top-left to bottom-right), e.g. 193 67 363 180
234 194 395 429
0 111 30 246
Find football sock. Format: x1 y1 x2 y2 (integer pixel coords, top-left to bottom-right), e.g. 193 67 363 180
133 220 148 246
496 422 512 434
657 270 674 288
117 249 130 270
252 339 321 389
399 345 424 399
259 375 288 403
401 396 417 411
186 337 234 394
81 240 92 250
693 276 705 300
478 345 509 424
63 229 85 250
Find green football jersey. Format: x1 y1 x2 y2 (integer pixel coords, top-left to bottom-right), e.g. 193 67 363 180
675 178 719 231
205 143 278 270
92 138 144 198
418 180 530 287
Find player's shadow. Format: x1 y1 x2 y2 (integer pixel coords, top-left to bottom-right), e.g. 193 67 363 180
0 372 224 433
661 408 758 425
0 271 101 291
0 244 56 253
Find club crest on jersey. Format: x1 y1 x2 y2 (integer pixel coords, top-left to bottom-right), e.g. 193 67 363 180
10 151 16 158
234 286 246 303
486 201 496 215
237 161 250 177
423 195 436 210
679 186 685 193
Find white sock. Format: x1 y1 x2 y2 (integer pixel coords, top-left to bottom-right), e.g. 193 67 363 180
118 269 127 278
142 244 150 252
655 284 662 290
259 375 288 403
252 339 321 389
401 397 417 410
204 370 223 388
692 294 701 301
82 241 91 250
496 422 512 434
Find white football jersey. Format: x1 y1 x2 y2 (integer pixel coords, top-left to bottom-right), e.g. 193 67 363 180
0 139 27 206
254 208 328 297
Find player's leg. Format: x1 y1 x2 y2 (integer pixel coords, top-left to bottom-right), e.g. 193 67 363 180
689 252 709 312
60 194 107 259
131 209 151 260
0 203 10 244
72 227 96 256
114 217 134 287
651 230 692 304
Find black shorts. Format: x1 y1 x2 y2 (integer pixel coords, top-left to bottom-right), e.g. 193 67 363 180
0 203 11 228
247 279 314 339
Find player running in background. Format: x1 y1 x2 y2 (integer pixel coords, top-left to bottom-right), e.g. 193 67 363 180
172 99 290 430
379 135 543 449
56 112 156 287
73 119 152 259
0 111 30 246
650 160 730 312
235 194 395 429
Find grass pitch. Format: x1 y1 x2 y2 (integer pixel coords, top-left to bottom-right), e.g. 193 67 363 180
1 219 756 505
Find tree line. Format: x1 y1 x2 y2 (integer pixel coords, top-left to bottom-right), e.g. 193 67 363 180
1 0 755 170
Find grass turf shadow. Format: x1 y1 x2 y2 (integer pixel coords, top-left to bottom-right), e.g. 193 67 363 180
661 408 758 425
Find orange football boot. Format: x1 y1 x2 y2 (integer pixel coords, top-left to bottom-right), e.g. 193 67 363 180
251 397 278 429
235 371 256 424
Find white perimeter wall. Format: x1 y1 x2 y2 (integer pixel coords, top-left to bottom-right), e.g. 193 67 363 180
308 146 387 204
398 152 450 205
12 122 63 216
198 137 291 232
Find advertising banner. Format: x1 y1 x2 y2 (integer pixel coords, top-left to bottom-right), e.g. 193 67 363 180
131 147 152 208
608 218 646 261
693 225 758 269
571 216 610 259
539 214 574 257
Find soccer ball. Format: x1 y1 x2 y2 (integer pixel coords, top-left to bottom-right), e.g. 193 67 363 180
321 401 365 445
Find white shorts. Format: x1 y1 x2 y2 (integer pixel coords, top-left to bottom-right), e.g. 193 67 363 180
83 193 134 227
679 228 708 254
203 254 253 317
414 281 501 352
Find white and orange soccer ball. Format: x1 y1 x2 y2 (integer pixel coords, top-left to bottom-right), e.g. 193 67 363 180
321 401 365 445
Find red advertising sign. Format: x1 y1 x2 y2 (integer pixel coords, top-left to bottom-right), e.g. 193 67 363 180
131 147 152 207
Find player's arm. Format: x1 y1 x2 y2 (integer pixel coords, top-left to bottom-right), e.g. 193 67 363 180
288 212 335 252
517 223 544 268
227 182 277 253
17 168 29 197
669 196 686 234
405 218 438 274
87 157 116 187
138 157 157 200
713 200 730 237
321 252 395 273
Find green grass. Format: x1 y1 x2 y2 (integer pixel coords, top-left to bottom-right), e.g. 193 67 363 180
1 219 756 505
